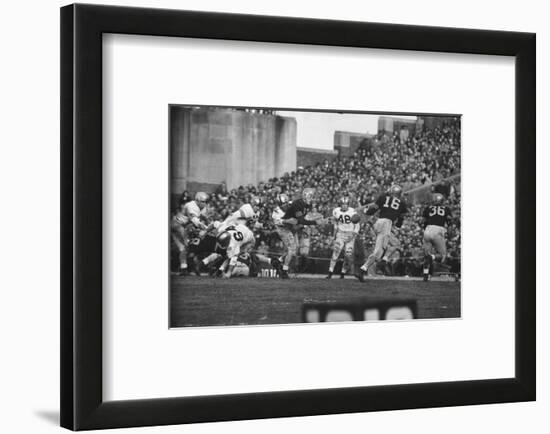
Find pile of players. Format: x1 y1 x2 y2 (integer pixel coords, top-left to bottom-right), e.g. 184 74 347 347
172 184 453 281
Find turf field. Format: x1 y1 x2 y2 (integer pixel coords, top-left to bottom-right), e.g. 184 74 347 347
170 275 460 327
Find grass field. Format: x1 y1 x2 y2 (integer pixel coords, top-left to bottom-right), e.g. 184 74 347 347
170 275 460 327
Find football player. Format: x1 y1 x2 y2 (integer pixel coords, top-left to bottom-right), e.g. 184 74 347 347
171 191 209 275
327 197 361 280
217 196 263 233
422 193 452 281
271 193 294 275
215 224 276 278
187 233 225 276
277 188 322 278
359 185 408 279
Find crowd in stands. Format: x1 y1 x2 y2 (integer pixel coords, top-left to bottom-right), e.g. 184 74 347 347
177 119 461 275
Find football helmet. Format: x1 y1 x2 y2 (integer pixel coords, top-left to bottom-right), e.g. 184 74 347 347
302 188 315 205
216 231 232 250
195 191 209 209
277 193 290 206
339 196 350 211
433 193 444 204
250 196 263 212
389 185 403 197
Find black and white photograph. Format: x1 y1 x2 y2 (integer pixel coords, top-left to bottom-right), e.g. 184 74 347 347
169 105 461 327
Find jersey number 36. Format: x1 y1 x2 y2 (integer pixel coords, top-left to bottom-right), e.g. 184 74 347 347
428 206 445 216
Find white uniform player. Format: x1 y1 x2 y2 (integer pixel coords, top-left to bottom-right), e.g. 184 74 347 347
226 223 255 259
217 198 261 233
171 192 209 275
215 223 274 278
327 197 360 279
214 224 255 278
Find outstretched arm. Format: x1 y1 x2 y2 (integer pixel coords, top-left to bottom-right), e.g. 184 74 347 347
190 215 207 230
356 202 377 215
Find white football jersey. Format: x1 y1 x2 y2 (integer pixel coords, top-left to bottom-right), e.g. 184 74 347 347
333 207 358 232
271 206 285 226
238 204 257 220
226 223 255 258
182 200 201 218
174 200 202 226
219 203 257 233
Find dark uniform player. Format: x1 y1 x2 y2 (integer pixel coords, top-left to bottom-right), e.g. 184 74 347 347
277 188 321 278
186 234 218 275
229 252 262 277
422 193 452 281
188 233 229 276
359 185 408 278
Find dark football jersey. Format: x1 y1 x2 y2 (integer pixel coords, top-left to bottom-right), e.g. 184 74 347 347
423 205 451 227
189 234 226 256
283 198 313 224
375 194 408 222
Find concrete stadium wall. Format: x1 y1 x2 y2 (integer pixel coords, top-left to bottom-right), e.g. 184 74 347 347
171 107 297 194
334 131 373 157
296 147 338 168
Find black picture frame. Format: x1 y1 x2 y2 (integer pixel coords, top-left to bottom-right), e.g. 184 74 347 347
60 3 536 431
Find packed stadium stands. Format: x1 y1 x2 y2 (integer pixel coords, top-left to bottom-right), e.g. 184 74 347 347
175 119 461 276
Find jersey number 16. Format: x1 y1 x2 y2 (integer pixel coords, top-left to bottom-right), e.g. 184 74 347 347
383 196 401 210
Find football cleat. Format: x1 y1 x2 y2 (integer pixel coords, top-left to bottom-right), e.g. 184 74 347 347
354 271 365 282
179 267 189 276
270 257 283 272
423 254 433 281
340 273 345 279
208 264 220 277
280 269 290 279
325 272 333 279
423 273 430 282
192 256 202 276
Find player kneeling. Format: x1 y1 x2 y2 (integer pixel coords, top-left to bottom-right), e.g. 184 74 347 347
422 193 452 281
327 197 361 280
214 224 278 278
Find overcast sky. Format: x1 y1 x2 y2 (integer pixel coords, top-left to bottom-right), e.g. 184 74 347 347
276 111 417 151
